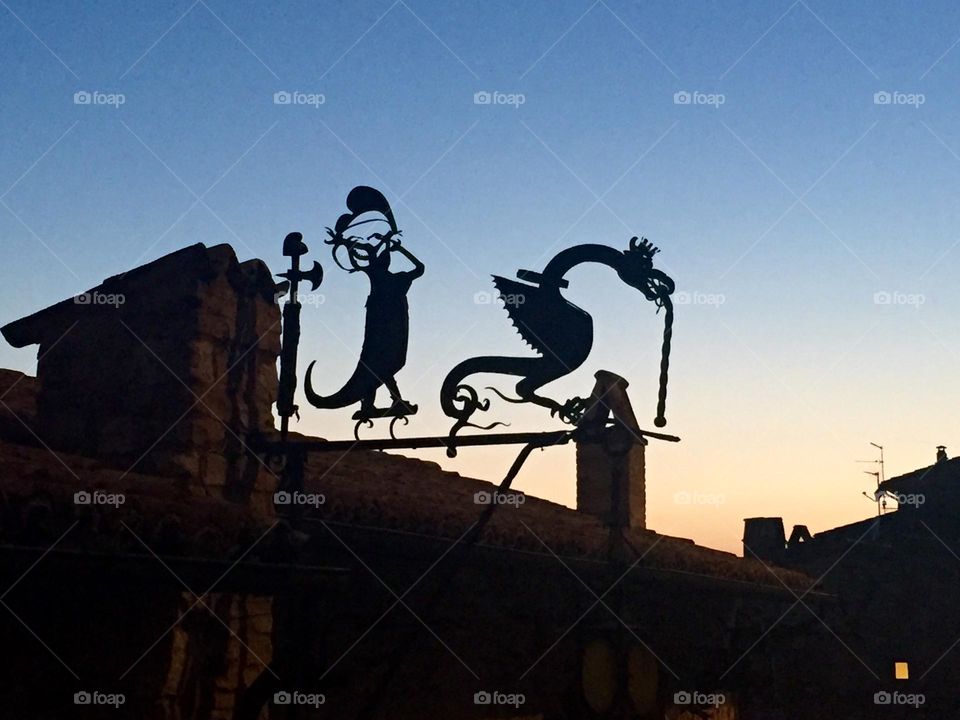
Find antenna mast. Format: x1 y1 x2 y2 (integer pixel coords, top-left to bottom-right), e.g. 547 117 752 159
857 442 885 516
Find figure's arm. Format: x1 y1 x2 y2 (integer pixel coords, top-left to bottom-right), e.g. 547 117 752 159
389 236 425 279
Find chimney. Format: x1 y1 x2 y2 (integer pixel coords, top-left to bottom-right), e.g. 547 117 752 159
937 445 948 463
1 243 281 513
743 517 786 564
575 371 646 530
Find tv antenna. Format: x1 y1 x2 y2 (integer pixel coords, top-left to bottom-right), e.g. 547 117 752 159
857 442 885 516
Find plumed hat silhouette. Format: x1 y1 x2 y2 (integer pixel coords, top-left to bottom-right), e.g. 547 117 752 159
333 186 397 236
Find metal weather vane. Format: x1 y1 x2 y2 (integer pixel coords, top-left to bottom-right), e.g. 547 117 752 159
267 186 677 464
439 237 675 443
302 186 425 439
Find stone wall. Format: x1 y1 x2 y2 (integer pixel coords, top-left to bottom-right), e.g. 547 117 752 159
259 522 832 719
1 243 281 512
160 593 273 720
0 244 283 717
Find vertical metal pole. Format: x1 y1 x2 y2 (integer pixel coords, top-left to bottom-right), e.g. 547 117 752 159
871 442 884 516
276 232 317 497
278 249 301 444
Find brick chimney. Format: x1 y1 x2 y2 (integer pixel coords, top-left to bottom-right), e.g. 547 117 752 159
743 517 786 564
575 371 647 530
1 243 281 511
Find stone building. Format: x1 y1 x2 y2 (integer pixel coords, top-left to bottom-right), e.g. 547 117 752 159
746 448 960 718
0 243 887 719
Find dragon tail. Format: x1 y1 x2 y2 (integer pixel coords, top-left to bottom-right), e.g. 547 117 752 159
303 360 370 410
439 355 544 429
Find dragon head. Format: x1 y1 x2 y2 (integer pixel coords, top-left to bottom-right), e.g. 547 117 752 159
617 236 675 307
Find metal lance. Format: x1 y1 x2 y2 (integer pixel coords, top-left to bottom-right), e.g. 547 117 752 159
276 232 323 444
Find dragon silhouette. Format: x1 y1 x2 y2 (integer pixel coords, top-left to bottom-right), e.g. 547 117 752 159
440 237 674 441
303 186 424 434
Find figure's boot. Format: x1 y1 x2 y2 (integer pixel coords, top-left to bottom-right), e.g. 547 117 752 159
353 399 418 418
387 397 418 416
351 394 378 420
384 378 418 416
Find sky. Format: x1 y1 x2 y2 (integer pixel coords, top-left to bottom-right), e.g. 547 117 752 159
2 0 960 554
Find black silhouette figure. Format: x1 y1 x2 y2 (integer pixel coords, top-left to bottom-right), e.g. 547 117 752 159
441 237 674 441
304 187 424 437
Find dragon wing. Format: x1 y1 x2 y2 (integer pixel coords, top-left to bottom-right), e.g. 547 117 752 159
491 276 573 357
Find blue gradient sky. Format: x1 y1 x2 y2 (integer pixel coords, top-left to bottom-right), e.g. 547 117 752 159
3 1 960 552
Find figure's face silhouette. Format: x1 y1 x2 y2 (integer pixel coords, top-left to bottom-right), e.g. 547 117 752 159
339 217 395 272
367 232 392 270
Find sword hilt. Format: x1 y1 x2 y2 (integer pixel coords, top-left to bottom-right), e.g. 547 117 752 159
283 232 308 258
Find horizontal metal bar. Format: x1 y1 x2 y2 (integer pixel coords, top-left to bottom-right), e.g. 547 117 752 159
253 427 680 453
